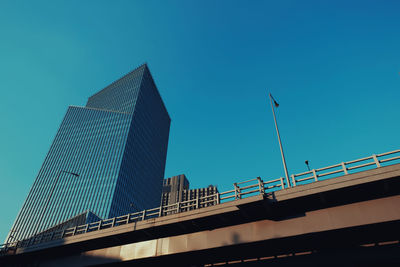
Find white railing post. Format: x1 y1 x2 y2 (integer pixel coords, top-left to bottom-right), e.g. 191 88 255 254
177 202 180 213
196 195 199 209
257 177 264 194
312 169 318 182
234 183 238 199
341 162 348 175
216 193 220 204
372 154 381 168
234 183 242 199
159 205 163 217
142 210 146 221
291 174 296 187
280 177 285 189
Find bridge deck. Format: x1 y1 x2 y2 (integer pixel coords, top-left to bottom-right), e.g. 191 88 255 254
2 163 399 266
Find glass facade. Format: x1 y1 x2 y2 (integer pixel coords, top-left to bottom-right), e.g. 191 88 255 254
7 64 170 242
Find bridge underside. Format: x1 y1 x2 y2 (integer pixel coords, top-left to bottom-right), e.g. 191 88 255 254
120 221 400 267
40 195 400 266
2 164 400 266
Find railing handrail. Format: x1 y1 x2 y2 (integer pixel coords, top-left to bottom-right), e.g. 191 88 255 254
2 148 399 254
292 150 400 183
377 149 400 157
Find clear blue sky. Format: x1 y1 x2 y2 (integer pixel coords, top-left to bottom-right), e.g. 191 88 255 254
0 0 399 242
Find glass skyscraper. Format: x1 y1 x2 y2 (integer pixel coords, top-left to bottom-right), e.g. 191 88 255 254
7 64 171 242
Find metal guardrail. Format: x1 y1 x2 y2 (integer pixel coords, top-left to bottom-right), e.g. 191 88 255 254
290 150 400 186
1 149 400 254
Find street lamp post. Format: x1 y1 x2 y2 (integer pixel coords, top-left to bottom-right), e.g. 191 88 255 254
305 160 311 171
33 170 79 240
269 93 291 188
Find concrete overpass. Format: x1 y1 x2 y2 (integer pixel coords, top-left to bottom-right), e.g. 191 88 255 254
1 152 400 266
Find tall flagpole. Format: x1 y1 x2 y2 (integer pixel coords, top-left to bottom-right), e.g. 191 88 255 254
269 93 291 188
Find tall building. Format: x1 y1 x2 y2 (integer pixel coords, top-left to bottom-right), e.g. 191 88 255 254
181 185 219 205
161 174 218 213
7 64 171 243
161 174 190 207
